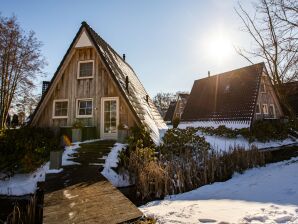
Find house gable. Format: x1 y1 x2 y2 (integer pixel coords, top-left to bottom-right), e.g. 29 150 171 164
253 69 284 120
75 30 93 48
31 22 166 143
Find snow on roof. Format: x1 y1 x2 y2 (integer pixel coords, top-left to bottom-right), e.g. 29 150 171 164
85 22 167 144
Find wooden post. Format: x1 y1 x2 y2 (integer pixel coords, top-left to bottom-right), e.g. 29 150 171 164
49 150 63 170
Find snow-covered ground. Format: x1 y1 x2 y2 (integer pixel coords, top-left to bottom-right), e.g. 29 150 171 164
101 143 131 187
178 122 298 151
140 157 298 224
179 120 251 130
0 140 98 196
203 132 297 152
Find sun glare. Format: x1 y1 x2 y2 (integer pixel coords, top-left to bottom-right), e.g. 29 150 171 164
206 33 233 64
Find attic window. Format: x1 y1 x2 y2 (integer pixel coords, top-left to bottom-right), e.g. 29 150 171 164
78 60 94 79
260 80 266 93
224 84 231 93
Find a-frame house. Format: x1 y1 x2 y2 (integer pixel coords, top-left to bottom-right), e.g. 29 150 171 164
30 22 167 144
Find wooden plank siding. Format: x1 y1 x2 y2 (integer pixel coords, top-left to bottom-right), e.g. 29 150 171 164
253 71 284 121
35 46 137 138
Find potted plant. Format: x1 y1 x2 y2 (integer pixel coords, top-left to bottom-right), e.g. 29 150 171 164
118 123 128 143
72 120 83 142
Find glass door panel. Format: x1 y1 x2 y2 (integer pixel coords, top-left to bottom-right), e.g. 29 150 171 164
102 99 118 136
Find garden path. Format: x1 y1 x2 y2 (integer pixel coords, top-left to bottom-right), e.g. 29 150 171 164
43 140 142 224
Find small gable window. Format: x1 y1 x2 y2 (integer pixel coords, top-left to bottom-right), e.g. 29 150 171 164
53 100 68 118
260 81 266 93
224 84 231 93
256 104 261 114
77 98 93 117
78 60 94 79
262 104 268 114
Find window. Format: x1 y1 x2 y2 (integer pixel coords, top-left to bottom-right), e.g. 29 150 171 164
76 98 93 117
269 104 276 118
77 60 94 79
53 100 68 118
256 104 261 114
260 81 266 93
262 104 268 114
224 84 231 93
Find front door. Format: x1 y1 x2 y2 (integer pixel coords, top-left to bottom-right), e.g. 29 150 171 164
101 97 119 140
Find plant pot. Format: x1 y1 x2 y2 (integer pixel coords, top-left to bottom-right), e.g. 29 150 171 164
72 128 82 143
118 130 128 143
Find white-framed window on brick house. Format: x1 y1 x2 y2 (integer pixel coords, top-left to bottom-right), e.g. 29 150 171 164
53 99 68 119
262 104 269 114
77 60 94 79
256 103 261 114
76 98 93 118
269 104 276 118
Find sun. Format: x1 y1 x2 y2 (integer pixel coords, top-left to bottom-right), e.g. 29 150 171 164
206 33 233 64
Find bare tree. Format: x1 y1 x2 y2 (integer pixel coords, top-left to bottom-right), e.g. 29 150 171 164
272 0 298 28
235 0 298 115
0 15 45 129
153 92 176 117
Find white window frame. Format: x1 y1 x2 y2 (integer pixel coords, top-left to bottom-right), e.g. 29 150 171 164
77 60 94 79
52 99 69 119
269 104 276 118
76 98 93 118
262 104 269 115
256 103 261 114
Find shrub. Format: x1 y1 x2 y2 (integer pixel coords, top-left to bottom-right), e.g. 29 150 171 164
172 117 180 128
0 127 60 174
118 125 154 169
249 120 290 142
160 127 210 155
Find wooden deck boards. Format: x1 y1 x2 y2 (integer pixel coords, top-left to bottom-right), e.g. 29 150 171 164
43 141 142 224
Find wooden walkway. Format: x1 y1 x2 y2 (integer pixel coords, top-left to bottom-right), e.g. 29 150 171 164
43 140 142 224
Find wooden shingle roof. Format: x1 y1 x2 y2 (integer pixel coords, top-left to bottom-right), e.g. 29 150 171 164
181 63 264 122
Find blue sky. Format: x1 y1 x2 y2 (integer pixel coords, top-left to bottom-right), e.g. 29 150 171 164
2 0 255 96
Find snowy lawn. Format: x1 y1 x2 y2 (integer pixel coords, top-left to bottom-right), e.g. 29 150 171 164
0 139 99 196
140 157 298 224
101 143 130 187
203 132 297 152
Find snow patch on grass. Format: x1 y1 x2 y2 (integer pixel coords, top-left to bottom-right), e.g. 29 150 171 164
140 157 298 224
101 143 131 187
203 132 297 152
